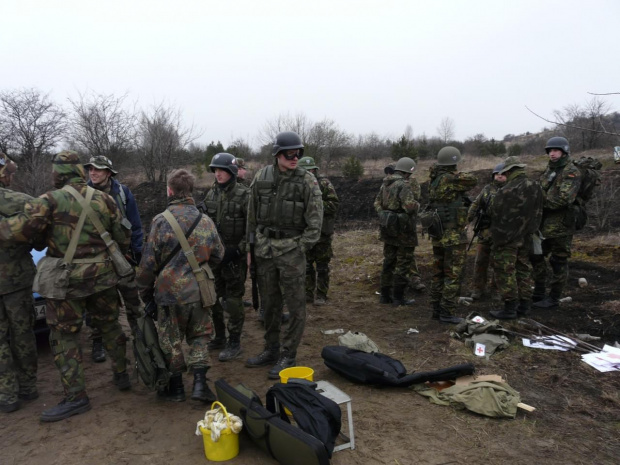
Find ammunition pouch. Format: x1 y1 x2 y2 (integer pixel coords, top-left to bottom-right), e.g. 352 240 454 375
418 208 443 239
378 210 400 237
572 201 588 231
33 256 71 299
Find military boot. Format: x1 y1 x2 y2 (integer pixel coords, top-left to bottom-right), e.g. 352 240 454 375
410 277 427 292
379 287 393 304
92 338 106 363
40 397 91 422
0 401 20 413
438 306 463 324
532 282 546 303
518 300 531 316
533 295 560 309
219 336 242 362
268 352 297 380
191 368 216 403
392 286 415 307
161 374 185 402
246 344 280 368
113 371 131 391
314 295 327 306
490 300 519 320
208 318 227 350
431 302 441 320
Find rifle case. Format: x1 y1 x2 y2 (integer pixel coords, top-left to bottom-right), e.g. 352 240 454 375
214 379 331 465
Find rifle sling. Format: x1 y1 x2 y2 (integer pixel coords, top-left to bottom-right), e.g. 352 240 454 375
62 186 95 265
158 212 202 270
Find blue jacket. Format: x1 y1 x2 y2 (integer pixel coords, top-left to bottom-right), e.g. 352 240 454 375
88 177 143 255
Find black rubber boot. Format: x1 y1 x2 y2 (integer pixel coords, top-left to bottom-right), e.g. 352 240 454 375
518 300 531 316
191 368 216 403
219 336 242 362
40 397 91 422
246 345 280 368
438 306 463 324
163 374 185 402
431 302 441 320
533 295 560 309
0 401 20 413
92 338 106 363
490 301 519 320
113 371 131 391
268 352 297 380
379 287 393 304
392 286 415 307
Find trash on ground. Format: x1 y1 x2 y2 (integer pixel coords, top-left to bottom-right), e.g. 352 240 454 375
578 277 588 288
321 328 345 335
581 345 620 372
559 296 572 303
338 330 380 353
520 319 601 353
522 336 577 351
575 333 601 342
458 296 473 306
406 328 419 334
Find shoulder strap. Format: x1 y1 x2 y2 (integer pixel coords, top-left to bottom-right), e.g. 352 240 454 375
158 212 202 270
62 186 94 265
115 185 128 218
63 185 115 247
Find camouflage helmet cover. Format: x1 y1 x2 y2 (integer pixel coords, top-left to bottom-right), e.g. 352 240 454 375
499 156 526 174
394 157 416 173
83 155 118 175
52 150 86 188
437 146 461 165
209 152 238 176
298 156 319 170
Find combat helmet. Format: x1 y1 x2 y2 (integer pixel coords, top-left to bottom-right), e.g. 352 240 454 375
545 136 570 155
298 156 318 170
437 146 461 166
83 155 118 175
499 156 526 174
394 157 416 174
209 153 238 176
235 157 246 169
272 131 304 156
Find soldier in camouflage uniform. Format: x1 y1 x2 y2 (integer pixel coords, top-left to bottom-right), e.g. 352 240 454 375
0 154 38 413
85 155 144 363
426 147 477 323
197 153 249 362
137 169 224 403
374 157 419 306
0 150 131 422
532 137 582 309
245 131 323 379
488 157 543 319
466 163 505 300
235 157 251 187
298 156 340 305
407 173 426 291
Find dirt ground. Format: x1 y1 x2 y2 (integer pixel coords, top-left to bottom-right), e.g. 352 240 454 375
3 165 620 465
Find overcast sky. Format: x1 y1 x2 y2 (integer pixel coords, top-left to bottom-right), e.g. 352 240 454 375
3 0 619 148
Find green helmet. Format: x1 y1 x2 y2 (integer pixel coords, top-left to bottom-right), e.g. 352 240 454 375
272 131 304 156
83 155 118 175
499 156 526 174
394 157 416 174
437 146 461 166
298 156 318 170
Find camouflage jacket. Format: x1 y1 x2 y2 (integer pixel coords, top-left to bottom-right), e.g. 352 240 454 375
0 178 130 299
317 175 340 238
409 176 421 201
489 169 543 247
428 165 477 246
467 182 500 244
137 197 224 306
247 163 323 259
199 180 249 250
374 173 420 247
539 156 582 238
0 183 36 294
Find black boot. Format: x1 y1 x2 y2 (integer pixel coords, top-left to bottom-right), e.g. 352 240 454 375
40 397 91 422
0 401 20 413
431 302 441 320
113 371 131 391
246 345 280 368
191 368 216 403
392 285 415 307
532 282 546 303
92 338 106 363
518 300 530 316
162 374 185 402
219 336 242 362
490 301 518 320
379 287 393 304
268 352 297 380
438 306 463 324
208 319 227 350
533 295 560 309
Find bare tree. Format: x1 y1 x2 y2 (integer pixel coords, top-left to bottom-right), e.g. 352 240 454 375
68 91 137 165
0 88 67 195
137 102 201 182
305 119 351 170
257 112 313 147
437 117 456 144
589 176 620 231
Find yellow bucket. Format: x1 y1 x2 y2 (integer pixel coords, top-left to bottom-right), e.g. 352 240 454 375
279 367 314 415
200 401 240 462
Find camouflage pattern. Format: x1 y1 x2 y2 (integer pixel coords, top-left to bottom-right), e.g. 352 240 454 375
306 174 339 300
430 245 467 312
409 176 421 201
0 287 37 404
46 286 126 400
539 155 582 238
380 244 415 289
199 179 249 340
531 236 572 298
156 301 212 373
467 182 500 246
137 197 224 306
471 243 494 296
374 173 420 247
428 164 477 247
492 235 533 303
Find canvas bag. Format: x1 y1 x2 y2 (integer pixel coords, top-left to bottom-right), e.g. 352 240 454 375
162 210 217 308
133 313 170 390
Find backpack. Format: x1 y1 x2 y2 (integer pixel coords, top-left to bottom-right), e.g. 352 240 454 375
133 314 170 390
572 157 602 230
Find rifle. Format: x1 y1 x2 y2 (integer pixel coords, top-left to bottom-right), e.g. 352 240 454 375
249 232 259 310
467 197 489 251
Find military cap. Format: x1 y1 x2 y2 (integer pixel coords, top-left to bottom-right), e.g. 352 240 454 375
83 155 118 175
499 156 526 174
384 163 396 175
299 156 319 171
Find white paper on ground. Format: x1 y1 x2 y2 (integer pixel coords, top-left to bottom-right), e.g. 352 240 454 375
522 336 577 351
581 345 620 372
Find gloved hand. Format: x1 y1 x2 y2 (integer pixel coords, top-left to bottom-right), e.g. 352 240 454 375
221 247 242 265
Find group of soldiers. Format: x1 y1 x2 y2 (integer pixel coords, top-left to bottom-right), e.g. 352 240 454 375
0 130 341 422
376 136 582 323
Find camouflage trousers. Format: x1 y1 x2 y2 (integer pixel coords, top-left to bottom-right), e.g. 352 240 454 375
305 236 333 300
492 236 533 303
531 235 573 298
256 247 306 356
472 243 498 296
380 243 415 289
212 257 246 340
46 286 127 401
0 287 37 404
157 301 212 374
430 245 467 312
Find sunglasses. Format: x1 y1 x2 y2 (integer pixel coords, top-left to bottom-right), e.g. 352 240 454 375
282 150 300 161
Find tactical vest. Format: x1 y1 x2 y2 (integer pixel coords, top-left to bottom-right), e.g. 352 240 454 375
254 165 308 238
429 172 466 229
202 182 247 245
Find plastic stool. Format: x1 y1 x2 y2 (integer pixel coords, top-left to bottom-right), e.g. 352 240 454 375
316 380 355 451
